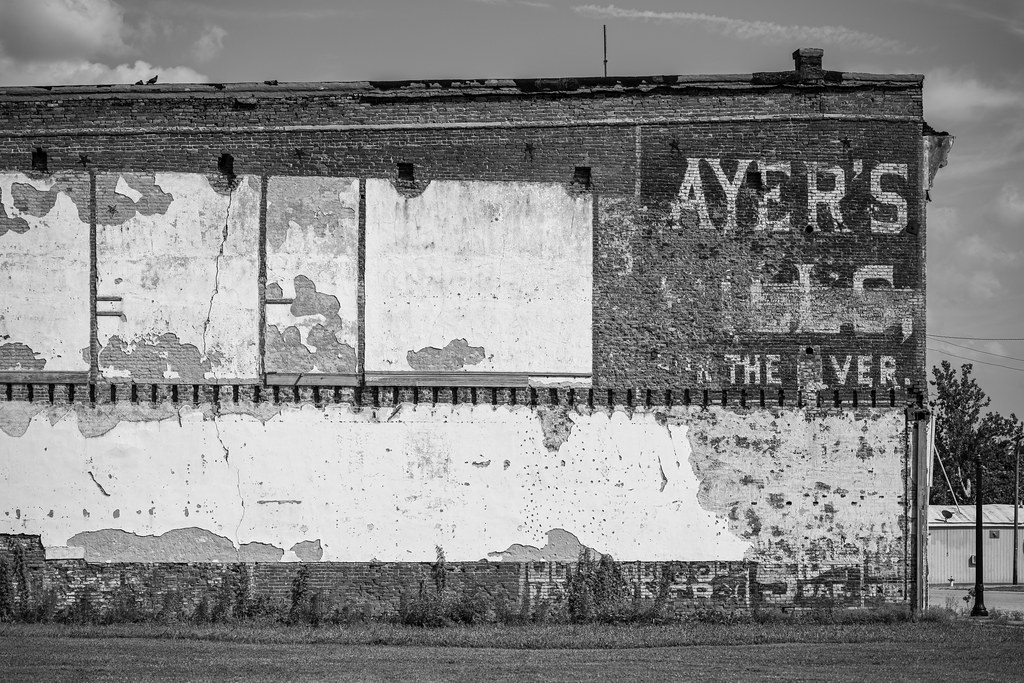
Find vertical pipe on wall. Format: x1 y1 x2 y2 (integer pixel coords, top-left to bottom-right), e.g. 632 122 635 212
911 408 929 617
357 178 366 384
257 175 268 381
88 170 98 382
634 124 642 198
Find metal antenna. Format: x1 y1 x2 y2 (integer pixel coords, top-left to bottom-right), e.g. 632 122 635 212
603 25 608 77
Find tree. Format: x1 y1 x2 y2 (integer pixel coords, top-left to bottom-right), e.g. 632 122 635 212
930 361 1022 505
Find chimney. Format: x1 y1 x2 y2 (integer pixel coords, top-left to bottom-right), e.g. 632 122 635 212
793 48 824 79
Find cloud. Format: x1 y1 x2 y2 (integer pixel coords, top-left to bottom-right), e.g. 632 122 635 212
924 68 1024 122
147 0 355 20
192 24 227 63
572 4 914 54
995 185 1024 226
946 2 1024 39
0 0 132 60
961 233 1023 266
0 0 208 87
964 271 1004 301
0 57 207 87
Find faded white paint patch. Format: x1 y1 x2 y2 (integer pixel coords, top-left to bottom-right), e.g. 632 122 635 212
0 172 90 371
364 180 592 375
1 403 752 562
95 173 261 381
265 176 359 371
737 263 919 342
114 176 143 203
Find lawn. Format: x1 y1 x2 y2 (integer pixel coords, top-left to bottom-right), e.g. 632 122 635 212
1 622 1022 682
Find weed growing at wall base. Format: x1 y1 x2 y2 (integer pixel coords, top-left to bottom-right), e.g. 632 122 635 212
0 549 936 627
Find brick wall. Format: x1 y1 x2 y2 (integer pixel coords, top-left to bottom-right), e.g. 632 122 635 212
0 53 932 614
0 535 904 619
0 59 928 392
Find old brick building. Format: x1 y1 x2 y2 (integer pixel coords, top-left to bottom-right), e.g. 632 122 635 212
0 48 948 617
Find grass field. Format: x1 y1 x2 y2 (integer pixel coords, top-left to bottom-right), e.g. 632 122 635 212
2 621 1023 682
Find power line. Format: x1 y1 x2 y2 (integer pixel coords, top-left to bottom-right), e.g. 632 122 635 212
927 347 1024 373
928 336 1024 363
929 334 1024 341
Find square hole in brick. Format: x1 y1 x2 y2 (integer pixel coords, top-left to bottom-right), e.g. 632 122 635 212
218 153 235 177
746 169 763 191
32 147 47 173
572 166 591 188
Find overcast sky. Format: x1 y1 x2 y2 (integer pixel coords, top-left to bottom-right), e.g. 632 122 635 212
0 0 1021 416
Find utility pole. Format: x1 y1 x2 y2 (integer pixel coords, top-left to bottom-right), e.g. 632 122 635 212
972 442 988 616
1014 435 1021 585
603 25 608 77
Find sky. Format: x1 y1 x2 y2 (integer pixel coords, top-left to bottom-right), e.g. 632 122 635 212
0 0 1021 416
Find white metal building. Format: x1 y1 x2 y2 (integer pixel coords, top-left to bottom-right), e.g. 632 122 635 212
929 505 1024 584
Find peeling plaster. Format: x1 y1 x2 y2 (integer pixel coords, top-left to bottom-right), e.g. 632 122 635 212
0 401 52 437
290 539 324 562
0 342 46 370
365 179 592 374
536 405 575 452
0 400 283 439
65 527 285 563
265 176 357 252
685 408 905 562
406 338 485 372
0 173 91 371
94 173 173 226
1 174 90 235
265 276 356 373
98 333 221 383
0 191 29 235
96 173 260 381
1 403 903 564
488 528 599 562
265 176 359 375
11 182 59 217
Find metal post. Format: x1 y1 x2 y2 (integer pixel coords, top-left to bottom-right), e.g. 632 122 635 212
971 446 988 616
1014 436 1020 586
911 410 929 617
603 25 608 77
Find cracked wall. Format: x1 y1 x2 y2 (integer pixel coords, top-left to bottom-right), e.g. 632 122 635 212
0 172 91 373
364 180 592 376
265 176 359 375
95 173 261 382
0 402 906 569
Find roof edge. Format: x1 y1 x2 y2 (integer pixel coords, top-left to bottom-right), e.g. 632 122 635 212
0 70 924 99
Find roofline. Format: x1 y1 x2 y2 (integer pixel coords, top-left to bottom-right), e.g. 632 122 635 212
0 71 924 100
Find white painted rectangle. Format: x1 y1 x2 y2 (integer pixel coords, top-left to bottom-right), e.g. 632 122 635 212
365 179 592 375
